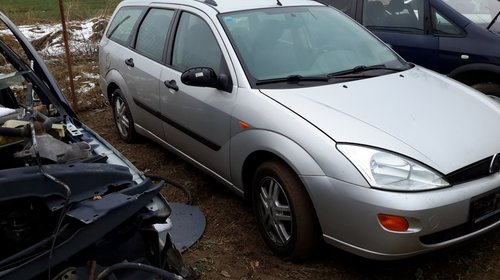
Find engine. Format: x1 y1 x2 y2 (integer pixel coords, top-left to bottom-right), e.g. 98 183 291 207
0 87 93 169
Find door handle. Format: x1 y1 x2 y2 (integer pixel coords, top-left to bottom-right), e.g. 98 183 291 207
125 58 134 67
164 79 179 91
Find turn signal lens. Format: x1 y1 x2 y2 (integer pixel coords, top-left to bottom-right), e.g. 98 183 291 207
377 214 409 232
239 121 250 129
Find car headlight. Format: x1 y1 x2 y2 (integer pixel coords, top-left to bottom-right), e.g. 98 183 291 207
337 144 449 191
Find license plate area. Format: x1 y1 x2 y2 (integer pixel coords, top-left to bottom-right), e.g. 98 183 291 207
470 187 500 223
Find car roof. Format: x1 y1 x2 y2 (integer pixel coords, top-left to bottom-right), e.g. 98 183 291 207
119 0 325 13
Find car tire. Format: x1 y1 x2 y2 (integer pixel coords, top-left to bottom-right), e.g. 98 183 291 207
252 160 320 260
112 89 136 143
471 82 500 97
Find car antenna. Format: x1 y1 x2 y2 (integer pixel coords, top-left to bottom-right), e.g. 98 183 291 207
197 0 217 6
277 0 283 6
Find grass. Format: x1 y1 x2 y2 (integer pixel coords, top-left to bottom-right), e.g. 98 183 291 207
0 0 121 24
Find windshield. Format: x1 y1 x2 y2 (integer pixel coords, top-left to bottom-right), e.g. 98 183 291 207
220 6 406 83
443 0 500 32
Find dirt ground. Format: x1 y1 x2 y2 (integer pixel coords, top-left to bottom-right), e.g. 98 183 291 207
80 108 500 280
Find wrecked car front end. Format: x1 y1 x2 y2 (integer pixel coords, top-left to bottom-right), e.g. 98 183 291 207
0 12 199 279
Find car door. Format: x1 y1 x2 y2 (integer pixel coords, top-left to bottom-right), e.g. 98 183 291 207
429 0 470 74
121 8 175 138
360 0 440 69
159 10 236 180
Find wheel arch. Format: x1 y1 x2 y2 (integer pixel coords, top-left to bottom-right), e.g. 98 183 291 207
448 63 500 86
103 69 131 102
241 150 281 202
230 130 325 202
106 82 119 102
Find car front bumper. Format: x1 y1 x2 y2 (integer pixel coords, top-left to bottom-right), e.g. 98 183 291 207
302 172 500 260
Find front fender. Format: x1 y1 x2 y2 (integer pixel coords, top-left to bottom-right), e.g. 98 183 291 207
229 129 325 191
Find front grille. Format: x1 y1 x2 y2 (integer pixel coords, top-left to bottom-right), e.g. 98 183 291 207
445 156 493 185
422 156 500 245
420 211 500 245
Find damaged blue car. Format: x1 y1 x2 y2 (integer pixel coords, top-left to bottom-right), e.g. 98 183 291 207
0 12 203 280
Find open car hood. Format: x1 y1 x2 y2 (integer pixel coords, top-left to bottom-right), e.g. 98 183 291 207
0 12 76 119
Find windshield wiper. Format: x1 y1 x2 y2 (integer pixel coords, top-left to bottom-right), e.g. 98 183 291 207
256 74 329 85
487 11 500 30
328 64 409 78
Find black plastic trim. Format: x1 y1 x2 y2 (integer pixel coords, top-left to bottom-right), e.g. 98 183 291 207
133 98 221 151
420 211 500 245
445 156 493 185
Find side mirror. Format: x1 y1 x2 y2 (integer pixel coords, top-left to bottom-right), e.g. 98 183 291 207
181 67 232 92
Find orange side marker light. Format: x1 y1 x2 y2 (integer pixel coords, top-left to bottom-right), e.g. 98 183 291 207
239 121 250 129
377 214 409 232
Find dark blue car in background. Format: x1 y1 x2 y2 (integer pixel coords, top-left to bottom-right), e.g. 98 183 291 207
318 0 500 95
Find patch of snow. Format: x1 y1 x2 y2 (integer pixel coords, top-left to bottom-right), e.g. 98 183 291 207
0 18 107 57
82 72 100 80
5 24 59 41
1 18 107 108
78 82 96 94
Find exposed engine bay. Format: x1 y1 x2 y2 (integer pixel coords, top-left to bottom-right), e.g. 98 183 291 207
0 68 195 280
0 13 204 280
0 85 92 169
0 80 101 257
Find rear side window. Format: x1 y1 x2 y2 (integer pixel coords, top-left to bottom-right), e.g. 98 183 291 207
135 8 175 61
107 7 143 45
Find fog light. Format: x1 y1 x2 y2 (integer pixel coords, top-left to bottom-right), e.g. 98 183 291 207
377 214 409 231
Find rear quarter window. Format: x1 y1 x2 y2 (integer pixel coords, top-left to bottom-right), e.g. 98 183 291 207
106 7 144 45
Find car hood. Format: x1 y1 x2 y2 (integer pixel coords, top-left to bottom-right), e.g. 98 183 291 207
0 12 76 119
260 66 500 174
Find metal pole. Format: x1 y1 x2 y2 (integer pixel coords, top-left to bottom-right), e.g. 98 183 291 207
58 0 79 113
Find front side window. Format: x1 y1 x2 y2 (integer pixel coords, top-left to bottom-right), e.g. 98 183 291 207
171 13 223 72
221 6 405 82
362 0 425 33
135 8 175 61
107 7 143 45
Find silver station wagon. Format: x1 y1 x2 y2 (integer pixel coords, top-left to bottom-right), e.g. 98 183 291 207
99 0 500 260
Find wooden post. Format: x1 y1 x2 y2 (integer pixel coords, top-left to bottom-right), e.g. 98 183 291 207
58 0 78 113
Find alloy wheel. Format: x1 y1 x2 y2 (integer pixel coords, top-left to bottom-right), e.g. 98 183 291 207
257 176 293 246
